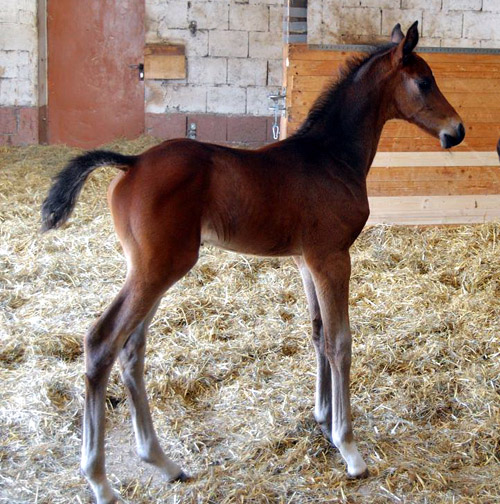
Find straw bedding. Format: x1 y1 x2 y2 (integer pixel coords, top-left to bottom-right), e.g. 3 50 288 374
0 139 499 503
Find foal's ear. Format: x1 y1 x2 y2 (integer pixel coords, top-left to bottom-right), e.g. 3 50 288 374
404 21 419 55
391 23 404 44
393 20 419 66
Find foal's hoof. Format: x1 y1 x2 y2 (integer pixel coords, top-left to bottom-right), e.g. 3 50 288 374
172 470 190 483
347 467 370 480
99 492 123 504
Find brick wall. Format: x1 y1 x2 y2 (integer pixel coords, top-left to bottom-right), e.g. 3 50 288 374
0 0 38 145
308 0 500 47
145 0 285 144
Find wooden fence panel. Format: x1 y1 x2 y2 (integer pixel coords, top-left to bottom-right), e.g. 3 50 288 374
284 44 500 224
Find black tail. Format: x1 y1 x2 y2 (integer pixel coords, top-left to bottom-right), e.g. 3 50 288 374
41 150 137 232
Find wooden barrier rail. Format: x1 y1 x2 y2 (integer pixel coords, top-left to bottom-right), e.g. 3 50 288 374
284 44 500 224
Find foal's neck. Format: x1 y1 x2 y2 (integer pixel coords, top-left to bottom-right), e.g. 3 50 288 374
302 58 394 178
331 78 392 176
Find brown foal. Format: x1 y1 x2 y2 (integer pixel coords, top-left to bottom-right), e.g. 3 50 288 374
42 22 464 503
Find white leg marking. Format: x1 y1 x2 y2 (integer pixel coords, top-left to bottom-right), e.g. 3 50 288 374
333 438 367 477
330 365 367 477
86 479 117 504
131 414 183 480
81 430 117 504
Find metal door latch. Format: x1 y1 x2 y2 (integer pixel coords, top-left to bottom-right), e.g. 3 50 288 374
268 88 286 140
129 63 144 81
187 122 197 139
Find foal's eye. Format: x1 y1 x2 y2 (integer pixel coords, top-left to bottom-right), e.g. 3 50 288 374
418 78 432 92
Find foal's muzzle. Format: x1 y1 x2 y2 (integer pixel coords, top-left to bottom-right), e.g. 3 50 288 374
440 123 465 149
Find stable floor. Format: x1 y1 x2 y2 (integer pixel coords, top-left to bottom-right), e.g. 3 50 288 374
1 139 499 503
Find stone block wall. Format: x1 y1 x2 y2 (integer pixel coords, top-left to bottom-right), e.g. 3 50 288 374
2 1 500 146
145 0 285 144
308 0 500 48
0 0 38 145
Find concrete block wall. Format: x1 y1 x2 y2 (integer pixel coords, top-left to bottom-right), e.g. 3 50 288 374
0 0 38 145
145 0 285 144
308 0 500 48
2 1 500 147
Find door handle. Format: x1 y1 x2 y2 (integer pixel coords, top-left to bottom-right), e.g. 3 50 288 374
129 63 144 81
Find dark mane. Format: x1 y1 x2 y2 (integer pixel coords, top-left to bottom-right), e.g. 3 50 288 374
292 43 396 138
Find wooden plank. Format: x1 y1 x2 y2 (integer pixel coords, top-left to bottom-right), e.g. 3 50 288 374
424 61 500 76
367 166 500 196
289 60 344 76
145 44 185 56
290 63 500 80
367 194 500 225
418 52 500 65
438 78 500 94
288 44 362 61
288 44 500 64
292 74 500 96
288 114 500 142
290 60 500 79
286 118 499 151
376 137 499 152
144 44 186 80
290 89 500 110
286 116 500 140
289 103 500 124
453 107 500 123
382 121 500 139
378 135 498 152
371 151 499 167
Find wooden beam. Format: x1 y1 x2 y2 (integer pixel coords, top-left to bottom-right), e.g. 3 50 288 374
367 166 500 196
368 195 500 225
371 151 499 167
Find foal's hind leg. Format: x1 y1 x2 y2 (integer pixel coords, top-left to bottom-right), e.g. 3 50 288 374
295 257 332 442
81 282 157 503
118 301 187 481
81 261 196 503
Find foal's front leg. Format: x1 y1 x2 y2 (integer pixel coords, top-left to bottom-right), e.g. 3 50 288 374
305 251 368 478
295 257 332 440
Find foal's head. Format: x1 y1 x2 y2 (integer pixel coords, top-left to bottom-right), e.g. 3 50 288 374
388 22 465 148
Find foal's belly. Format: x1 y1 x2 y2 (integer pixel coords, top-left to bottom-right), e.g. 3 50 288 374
200 217 302 257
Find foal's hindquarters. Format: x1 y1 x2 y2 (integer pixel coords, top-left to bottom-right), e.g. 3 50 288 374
81 156 204 501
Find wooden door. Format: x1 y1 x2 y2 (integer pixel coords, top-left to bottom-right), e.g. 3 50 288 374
46 0 145 148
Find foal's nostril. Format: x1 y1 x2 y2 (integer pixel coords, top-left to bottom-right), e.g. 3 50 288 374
442 134 454 149
441 123 465 149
